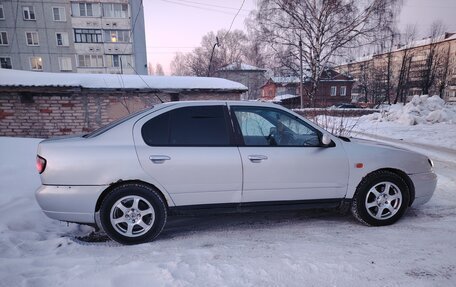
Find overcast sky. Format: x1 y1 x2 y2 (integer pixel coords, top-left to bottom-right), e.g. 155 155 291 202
143 0 456 75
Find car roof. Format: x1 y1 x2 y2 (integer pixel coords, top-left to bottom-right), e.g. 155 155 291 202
156 100 283 109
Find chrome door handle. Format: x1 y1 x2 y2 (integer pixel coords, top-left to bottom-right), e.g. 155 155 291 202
248 155 268 163
149 155 171 164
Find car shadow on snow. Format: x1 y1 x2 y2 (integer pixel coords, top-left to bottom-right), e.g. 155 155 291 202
72 208 353 245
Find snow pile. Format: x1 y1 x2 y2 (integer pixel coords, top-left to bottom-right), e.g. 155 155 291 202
365 95 456 125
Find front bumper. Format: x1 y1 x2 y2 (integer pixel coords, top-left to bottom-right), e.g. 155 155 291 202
35 184 108 224
409 172 437 206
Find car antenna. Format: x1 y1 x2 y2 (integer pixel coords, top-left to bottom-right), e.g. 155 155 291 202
127 63 164 104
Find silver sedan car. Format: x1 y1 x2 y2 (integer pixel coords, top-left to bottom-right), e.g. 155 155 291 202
35 101 437 244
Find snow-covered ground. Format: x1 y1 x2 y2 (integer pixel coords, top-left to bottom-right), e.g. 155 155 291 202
1 101 456 286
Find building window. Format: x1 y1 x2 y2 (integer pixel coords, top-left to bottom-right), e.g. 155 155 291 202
56 32 69 46
23 6 36 20
71 2 100 17
0 31 8 45
111 55 120 67
58 57 72 71
104 30 130 43
77 54 104 67
0 4 5 20
107 55 132 68
102 3 128 18
340 86 347 96
74 29 102 43
52 7 66 21
330 86 337 96
0 57 12 69
25 32 39 46
30 57 43 71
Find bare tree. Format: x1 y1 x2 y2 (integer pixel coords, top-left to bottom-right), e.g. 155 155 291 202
147 62 154 75
155 63 165 76
170 29 250 77
255 0 401 106
244 13 268 69
436 42 451 98
170 53 192 76
420 22 445 95
357 61 372 103
394 26 416 104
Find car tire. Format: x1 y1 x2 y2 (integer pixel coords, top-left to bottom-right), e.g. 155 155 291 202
99 183 167 245
351 170 410 226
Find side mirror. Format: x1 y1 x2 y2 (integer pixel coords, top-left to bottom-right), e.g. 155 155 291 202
321 133 332 147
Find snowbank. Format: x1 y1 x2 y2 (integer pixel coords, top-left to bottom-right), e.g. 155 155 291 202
364 95 456 125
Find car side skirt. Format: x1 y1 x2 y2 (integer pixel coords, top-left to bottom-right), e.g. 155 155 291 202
169 198 344 215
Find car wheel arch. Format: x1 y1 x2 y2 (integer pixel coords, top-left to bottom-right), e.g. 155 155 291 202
94 180 171 213
355 168 415 207
351 168 413 226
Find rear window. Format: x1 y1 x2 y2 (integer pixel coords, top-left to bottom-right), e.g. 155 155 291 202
141 105 230 146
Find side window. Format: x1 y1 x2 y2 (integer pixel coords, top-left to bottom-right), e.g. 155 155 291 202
141 106 230 146
234 110 273 146
232 107 320 147
141 112 169 146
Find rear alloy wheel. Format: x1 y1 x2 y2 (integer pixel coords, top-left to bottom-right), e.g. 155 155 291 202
351 170 410 226
99 183 167 244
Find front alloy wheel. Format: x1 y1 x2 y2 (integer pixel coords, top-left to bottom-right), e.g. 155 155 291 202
352 170 410 226
365 181 403 220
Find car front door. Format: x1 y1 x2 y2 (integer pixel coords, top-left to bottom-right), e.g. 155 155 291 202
134 104 242 206
230 105 349 203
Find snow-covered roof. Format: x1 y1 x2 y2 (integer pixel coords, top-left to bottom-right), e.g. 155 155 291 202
338 54 374 66
218 63 266 72
0 69 248 92
272 94 299 102
400 33 456 51
338 32 456 66
270 76 301 84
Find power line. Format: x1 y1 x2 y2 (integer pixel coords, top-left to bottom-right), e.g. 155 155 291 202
116 0 164 104
169 0 252 12
208 0 246 76
159 0 249 16
127 63 164 103
147 46 198 49
222 0 247 39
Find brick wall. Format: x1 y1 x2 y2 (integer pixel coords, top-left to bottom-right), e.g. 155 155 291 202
0 89 240 138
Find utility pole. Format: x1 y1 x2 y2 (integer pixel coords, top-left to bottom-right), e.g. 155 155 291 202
207 37 220 77
299 40 304 109
120 57 123 74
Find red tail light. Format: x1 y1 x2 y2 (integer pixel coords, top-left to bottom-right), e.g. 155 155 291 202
36 156 46 174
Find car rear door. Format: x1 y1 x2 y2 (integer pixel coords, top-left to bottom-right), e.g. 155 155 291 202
133 103 242 206
229 105 349 203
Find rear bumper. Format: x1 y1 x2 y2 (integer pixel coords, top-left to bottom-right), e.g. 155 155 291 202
35 184 108 224
409 172 437 207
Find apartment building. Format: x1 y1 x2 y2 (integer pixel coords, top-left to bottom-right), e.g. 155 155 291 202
336 33 456 103
0 0 147 74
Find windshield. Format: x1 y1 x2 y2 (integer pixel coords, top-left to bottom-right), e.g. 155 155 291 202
83 107 152 138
